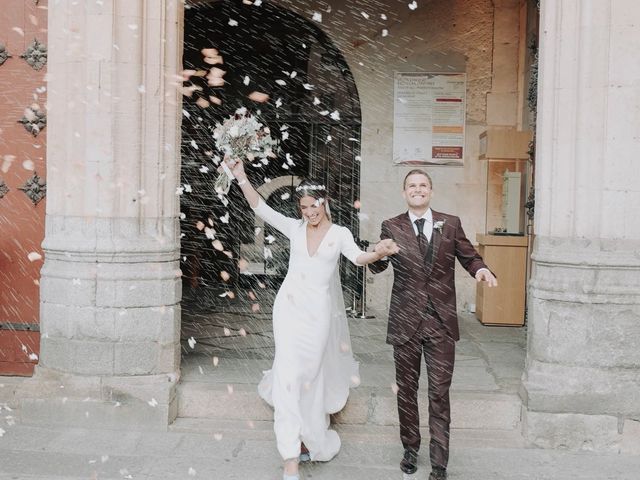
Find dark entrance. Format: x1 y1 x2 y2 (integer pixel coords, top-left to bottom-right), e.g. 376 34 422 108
180 0 362 324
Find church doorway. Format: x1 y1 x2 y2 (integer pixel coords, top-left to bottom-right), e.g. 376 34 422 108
179 0 362 354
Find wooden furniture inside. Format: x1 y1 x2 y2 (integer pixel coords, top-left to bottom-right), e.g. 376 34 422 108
475 234 528 326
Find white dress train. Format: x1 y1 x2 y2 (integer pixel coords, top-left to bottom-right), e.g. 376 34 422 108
252 198 362 462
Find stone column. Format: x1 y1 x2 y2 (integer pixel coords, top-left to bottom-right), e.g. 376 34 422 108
19 1 184 430
522 0 640 452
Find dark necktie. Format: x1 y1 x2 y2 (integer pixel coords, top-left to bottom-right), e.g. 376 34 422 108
415 218 427 255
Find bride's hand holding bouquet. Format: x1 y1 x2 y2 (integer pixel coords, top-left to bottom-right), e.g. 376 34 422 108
213 107 278 194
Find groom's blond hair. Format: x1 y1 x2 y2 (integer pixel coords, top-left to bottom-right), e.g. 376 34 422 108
403 169 433 189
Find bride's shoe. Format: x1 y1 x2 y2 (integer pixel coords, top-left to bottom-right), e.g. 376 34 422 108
283 474 299 480
299 443 311 463
299 452 311 462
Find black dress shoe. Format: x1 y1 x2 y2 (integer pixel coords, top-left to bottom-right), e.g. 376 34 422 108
429 466 447 480
400 449 418 475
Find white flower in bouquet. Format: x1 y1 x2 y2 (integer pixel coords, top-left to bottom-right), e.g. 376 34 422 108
212 107 278 194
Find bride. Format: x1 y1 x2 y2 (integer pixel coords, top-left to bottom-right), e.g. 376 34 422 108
227 160 399 480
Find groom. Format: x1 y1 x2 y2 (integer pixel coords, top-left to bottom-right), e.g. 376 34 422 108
369 169 497 480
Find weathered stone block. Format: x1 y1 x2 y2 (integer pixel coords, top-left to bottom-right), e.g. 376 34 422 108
523 359 640 417
523 410 620 452
332 389 372 425
73 308 115 340
527 298 640 369
18 368 178 430
114 342 159 375
20 397 173 431
620 418 640 455
72 340 115 375
39 303 74 338
41 338 114 375
157 342 180 373
486 92 518 126
102 373 178 405
177 383 273 421
40 264 97 307
39 337 75 372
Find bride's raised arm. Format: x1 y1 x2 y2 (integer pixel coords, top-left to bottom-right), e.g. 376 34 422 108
226 159 297 239
228 159 260 208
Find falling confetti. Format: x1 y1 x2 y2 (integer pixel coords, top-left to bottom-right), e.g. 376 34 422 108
27 252 42 262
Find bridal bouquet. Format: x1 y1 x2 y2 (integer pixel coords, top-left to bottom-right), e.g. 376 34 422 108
212 107 278 194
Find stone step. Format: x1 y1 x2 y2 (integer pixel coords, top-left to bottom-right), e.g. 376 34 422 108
0 377 23 409
176 381 522 431
169 417 528 449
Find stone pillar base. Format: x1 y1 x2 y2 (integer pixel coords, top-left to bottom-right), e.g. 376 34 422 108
17 367 178 431
522 237 640 453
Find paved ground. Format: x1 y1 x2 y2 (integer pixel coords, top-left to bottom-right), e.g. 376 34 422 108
1 310 639 479
1 420 640 480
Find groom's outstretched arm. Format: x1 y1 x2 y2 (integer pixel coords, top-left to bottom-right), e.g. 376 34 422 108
453 217 495 280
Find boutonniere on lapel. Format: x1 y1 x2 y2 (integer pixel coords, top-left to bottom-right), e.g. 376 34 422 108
433 220 446 234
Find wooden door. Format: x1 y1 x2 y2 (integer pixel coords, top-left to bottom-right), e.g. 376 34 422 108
0 0 48 375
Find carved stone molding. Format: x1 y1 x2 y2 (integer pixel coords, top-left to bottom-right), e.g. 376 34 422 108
0 179 9 199
18 172 46 205
0 43 10 66
20 38 47 71
18 105 46 136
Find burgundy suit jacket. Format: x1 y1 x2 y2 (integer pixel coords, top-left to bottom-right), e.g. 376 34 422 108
369 210 489 345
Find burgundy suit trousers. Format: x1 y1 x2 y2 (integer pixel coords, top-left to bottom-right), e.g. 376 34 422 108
393 306 455 469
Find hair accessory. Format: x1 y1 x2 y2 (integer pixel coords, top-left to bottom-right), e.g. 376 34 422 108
295 184 326 192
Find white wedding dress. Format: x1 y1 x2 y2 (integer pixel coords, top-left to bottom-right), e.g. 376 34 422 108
252 198 363 462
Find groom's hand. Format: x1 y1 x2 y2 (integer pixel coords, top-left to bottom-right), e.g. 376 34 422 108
375 239 399 257
476 269 498 287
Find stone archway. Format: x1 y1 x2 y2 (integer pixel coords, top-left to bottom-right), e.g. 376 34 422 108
179 0 362 313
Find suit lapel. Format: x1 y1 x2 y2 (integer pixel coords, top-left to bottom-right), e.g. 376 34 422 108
429 211 444 267
400 213 427 271
420 211 443 278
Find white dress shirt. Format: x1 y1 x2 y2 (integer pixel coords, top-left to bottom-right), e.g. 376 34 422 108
408 209 433 242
